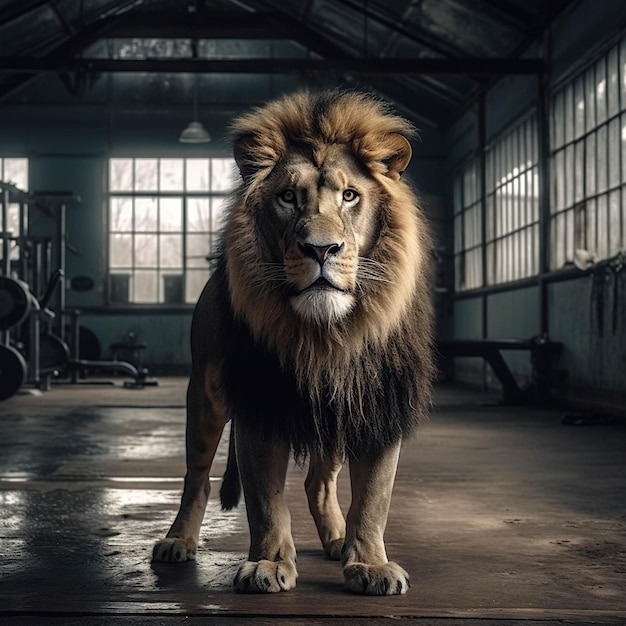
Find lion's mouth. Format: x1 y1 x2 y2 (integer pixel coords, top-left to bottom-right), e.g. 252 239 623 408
300 277 348 294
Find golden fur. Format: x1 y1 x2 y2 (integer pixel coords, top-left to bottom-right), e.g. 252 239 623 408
153 90 435 595
225 90 434 441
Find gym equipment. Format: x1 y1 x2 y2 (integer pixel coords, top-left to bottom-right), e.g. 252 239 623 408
0 344 26 401
0 183 158 400
0 275 31 330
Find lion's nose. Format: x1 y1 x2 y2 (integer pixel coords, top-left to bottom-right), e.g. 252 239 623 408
297 241 344 265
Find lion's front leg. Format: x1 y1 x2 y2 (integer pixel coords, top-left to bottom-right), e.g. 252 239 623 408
342 440 409 595
234 422 297 593
152 372 227 563
305 452 345 560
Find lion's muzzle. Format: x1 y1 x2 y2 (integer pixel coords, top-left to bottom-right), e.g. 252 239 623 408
297 241 345 266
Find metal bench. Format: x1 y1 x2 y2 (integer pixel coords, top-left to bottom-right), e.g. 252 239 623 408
437 338 562 405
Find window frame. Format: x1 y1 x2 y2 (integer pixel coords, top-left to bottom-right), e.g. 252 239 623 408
484 111 540 286
105 156 236 306
549 33 626 270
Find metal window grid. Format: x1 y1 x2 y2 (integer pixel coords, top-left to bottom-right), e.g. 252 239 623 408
550 35 626 269
107 157 235 305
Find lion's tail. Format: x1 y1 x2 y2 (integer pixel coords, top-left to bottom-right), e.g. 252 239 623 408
219 425 241 510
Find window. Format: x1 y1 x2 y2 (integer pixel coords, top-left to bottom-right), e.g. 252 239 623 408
485 115 539 284
107 157 236 304
453 159 483 291
0 157 29 235
551 36 626 269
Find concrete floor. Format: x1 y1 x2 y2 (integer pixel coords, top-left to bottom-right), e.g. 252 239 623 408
0 378 625 625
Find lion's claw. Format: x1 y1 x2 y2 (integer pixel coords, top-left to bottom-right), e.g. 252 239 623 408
343 561 410 595
152 538 197 562
234 559 298 593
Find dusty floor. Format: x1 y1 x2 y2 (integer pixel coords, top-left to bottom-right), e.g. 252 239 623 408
0 377 625 625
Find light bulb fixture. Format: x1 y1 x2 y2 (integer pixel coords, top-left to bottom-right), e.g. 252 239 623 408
179 75 210 144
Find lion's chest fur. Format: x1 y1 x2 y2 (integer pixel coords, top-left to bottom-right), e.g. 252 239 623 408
215 266 431 460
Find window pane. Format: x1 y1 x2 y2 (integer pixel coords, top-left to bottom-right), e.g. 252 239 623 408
564 83 574 143
609 190 621 256
574 77 585 140
186 159 210 191
135 234 157 267
597 194 608 259
553 91 563 149
596 125 608 194
585 133 596 196
621 39 626 110
555 212 565 269
110 158 133 191
110 233 132 267
210 158 235 191
211 196 228 232
133 270 158 303
554 149 565 212
3 158 28 190
135 159 158 191
622 116 626 184
160 197 182 232
186 233 210 267
608 117 620 189
574 141 584 204
585 68 597 131
595 59 607 126
565 209 574 265
160 158 183 191
6 204 20 235
159 234 183 268
454 215 462 253
186 269 209 304
188 198 210 232
110 197 133 231
607 45 619 119
135 197 158 232
586 198 597 254
564 144 574 209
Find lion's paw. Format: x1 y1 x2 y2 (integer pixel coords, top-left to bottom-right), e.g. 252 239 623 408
324 538 344 561
152 537 197 563
234 559 297 593
343 561 410 595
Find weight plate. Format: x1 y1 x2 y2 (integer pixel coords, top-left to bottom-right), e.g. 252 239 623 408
0 277 31 331
0 344 27 401
40 333 70 370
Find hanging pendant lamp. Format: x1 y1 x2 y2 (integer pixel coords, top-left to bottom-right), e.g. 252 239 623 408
179 76 210 143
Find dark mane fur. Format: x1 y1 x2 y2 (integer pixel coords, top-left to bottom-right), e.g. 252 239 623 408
214 259 433 460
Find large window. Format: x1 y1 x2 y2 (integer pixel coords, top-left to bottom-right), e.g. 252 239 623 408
551 35 626 269
485 115 539 284
453 159 482 291
0 157 29 235
107 157 235 305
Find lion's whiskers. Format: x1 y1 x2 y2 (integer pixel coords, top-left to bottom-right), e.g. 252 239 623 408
356 258 391 284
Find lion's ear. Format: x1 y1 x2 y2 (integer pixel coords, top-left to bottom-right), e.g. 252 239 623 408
380 134 412 181
234 134 258 180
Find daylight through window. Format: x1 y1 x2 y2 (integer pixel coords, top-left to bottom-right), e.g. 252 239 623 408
107 157 236 304
0 157 29 238
550 35 626 269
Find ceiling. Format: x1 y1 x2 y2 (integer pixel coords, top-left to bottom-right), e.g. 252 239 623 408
0 0 576 127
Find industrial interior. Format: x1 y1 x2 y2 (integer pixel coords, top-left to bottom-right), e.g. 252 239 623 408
0 0 625 623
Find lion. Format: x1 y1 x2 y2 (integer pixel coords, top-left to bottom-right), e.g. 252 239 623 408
152 89 435 595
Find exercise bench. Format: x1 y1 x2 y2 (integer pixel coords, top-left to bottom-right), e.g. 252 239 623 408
437 337 562 405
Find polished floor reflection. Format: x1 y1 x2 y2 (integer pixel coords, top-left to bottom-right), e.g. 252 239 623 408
0 379 625 625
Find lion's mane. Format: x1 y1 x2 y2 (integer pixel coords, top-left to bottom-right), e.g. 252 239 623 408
216 90 435 459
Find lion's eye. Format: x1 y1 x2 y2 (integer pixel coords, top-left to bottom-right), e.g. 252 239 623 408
342 188 360 207
278 189 296 206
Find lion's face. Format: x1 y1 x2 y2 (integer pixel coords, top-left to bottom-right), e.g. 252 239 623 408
262 144 381 324
227 90 426 347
